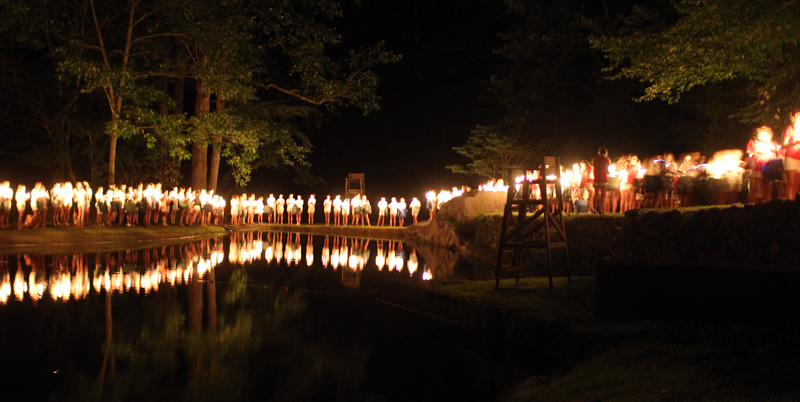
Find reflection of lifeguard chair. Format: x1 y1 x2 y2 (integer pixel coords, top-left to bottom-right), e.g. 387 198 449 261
345 173 365 198
341 267 361 289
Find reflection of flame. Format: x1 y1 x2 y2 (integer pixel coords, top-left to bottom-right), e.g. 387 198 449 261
407 252 418 277
13 268 25 301
331 248 340 270
0 269 9 304
305 248 314 267
422 268 432 281
387 250 396 271
375 253 385 271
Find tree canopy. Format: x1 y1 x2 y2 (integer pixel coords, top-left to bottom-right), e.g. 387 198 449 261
447 126 540 180
593 0 800 126
0 0 398 188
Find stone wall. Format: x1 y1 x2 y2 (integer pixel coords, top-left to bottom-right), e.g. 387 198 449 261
436 190 507 221
611 200 800 268
409 188 800 270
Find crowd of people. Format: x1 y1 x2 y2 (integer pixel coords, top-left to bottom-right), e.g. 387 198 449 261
0 180 438 229
7 111 798 227
556 112 800 214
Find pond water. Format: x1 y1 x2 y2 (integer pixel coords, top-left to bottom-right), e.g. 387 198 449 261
0 232 528 401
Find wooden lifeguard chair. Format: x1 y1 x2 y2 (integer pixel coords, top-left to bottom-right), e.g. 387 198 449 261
345 173 365 198
495 156 572 290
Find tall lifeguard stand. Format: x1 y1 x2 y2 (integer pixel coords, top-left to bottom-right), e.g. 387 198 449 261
345 173 365 198
495 156 571 290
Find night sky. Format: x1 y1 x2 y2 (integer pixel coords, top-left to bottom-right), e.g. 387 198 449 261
246 0 508 201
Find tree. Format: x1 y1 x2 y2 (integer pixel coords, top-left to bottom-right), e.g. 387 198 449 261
592 0 800 126
480 0 697 159
170 0 399 189
53 0 190 185
447 126 538 180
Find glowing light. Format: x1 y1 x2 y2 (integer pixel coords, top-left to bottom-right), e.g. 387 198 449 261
422 269 433 281
407 252 418 277
706 150 744 179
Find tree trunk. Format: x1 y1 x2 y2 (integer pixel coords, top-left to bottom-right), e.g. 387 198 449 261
191 72 210 190
207 264 217 331
97 288 115 397
187 265 203 331
108 128 118 186
208 98 225 191
186 264 203 401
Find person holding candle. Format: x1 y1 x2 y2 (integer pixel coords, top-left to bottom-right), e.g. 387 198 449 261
592 147 611 213
782 109 800 200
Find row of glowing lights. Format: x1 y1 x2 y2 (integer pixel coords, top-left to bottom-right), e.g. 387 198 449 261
473 150 745 194
229 239 425 278
0 251 224 304
0 241 430 303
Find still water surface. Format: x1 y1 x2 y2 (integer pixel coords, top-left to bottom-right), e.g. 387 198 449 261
0 231 527 401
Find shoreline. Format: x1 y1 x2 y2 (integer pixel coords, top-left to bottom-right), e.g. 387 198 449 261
0 221 412 254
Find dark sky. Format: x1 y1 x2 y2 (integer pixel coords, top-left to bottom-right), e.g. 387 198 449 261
248 0 508 201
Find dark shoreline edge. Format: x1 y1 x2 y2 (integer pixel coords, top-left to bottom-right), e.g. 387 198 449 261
0 223 410 254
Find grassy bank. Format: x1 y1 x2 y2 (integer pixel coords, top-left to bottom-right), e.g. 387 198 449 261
0 222 409 254
0 224 228 254
415 277 800 401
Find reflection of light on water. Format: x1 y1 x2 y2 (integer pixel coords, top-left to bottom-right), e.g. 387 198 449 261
394 253 403 272
0 270 9 304
422 268 432 281
306 246 314 267
407 251 418 277
339 245 348 270
265 244 274 263
386 250 396 272
375 253 385 271
331 248 340 270
13 269 25 301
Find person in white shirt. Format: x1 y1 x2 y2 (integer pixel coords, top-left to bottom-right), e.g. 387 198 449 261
295 195 304 225
256 196 265 224
33 182 49 228
230 194 240 225
388 197 398 227
341 198 350 226
377 197 387 226
409 197 421 224
142 183 154 226
286 194 296 225
15 184 28 230
74 181 87 228
360 195 372 226
323 195 331 225
152 183 163 225
397 197 407 227
332 195 342 226
62 182 74 226
266 193 275 223
0 181 12 229
307 194 316 225
50 183 62 226
276 194 285 224
426 190 437 221
350 195 361 225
